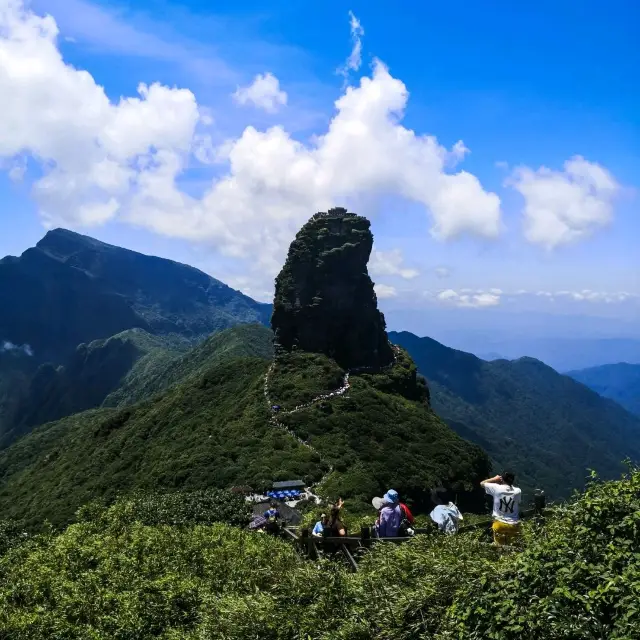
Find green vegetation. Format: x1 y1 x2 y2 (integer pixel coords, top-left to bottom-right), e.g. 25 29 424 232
270 350 490 512
390 330 640 499
567 362 640 417
0 469 638 639
107 324 274 407
0 357 326 529
0 329 188 447
267 351 344 409
0 340 490 528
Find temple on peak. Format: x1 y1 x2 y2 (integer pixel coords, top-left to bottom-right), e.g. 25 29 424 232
271 208 394 369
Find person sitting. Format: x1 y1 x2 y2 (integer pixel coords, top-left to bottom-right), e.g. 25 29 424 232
480 471 522 546
429 488 464 534
375 492 402 537
381 489 414 536
263 501 280 520
312 513 328 537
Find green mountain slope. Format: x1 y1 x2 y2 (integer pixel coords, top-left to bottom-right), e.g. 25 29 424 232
105 323 274 407
0 356 326 528
0 340 490 527
567 362 640 417
1 329 188 448
389 331 640 498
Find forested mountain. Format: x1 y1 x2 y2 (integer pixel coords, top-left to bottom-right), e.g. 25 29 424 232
389 330 640 497
0 228 270 364
567 363 640 417
0 211 490 527
0 323 274 449
0 329 189 448
0 229 272 445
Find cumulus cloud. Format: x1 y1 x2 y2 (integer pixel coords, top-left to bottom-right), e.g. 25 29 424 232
1 340 33 356
374 283 397 299
232 72 288 113
127 59 501 275
369 249 419 279
338 11 365 78
0 0 200 229
0 0 501 284
509 156 620 249
436 289 501 308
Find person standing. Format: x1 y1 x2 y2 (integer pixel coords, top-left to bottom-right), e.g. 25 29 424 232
480 471 522 545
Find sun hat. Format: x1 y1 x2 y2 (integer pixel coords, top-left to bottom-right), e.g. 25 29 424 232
372 497 386 510
383 489 399 504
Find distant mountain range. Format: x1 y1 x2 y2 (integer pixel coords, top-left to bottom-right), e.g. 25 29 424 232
567 363 640 417
389 331 640 497
383 308 640 371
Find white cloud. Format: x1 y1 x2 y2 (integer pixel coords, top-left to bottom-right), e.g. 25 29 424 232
232 72 287 113
434 266 451 278
1 340 33 356
369 249 419 279
0 0 200 229
338 11 365 78
374 283 398 299
127 59 500 276
509 289 637 304
436 289 501 308
0 0 501 286
509 156 620 249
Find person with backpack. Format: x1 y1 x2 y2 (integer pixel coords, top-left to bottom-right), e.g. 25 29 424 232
382 489 414 536
374 492 402 537
481 471 522 546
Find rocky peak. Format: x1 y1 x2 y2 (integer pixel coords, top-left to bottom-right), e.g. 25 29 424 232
271 207 394 369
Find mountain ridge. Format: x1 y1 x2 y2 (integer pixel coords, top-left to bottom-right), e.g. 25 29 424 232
567 362 640 417
389 330 640 497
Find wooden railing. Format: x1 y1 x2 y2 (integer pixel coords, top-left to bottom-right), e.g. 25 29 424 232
281 496 549 572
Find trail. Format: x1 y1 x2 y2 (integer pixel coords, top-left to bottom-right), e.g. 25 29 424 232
263 344 400 495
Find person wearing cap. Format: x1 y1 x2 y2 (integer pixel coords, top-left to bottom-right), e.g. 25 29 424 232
374 491 402 537
312 513 328 537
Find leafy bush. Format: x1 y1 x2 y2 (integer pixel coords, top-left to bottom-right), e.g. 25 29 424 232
446 465 640 639
0 519 29 556
1 470 640 639
77 488 252 529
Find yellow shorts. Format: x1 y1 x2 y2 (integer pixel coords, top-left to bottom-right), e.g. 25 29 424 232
492 520 521 546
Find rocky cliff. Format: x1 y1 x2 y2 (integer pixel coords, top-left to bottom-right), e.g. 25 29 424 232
271 208 394 369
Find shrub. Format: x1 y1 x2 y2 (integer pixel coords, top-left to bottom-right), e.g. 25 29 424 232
445 466 640 639
77 488 252 529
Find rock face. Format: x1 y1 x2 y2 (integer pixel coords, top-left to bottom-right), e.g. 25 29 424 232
271 208 394 369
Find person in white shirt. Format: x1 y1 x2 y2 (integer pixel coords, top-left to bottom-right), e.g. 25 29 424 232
480 471 522 546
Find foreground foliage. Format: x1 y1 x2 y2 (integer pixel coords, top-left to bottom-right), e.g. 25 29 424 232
1 469 638 639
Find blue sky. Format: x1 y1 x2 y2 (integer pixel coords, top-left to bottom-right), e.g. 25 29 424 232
1 0 638 337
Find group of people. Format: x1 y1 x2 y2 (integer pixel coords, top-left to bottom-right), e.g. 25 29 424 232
310 470 522 546
253 470 523 547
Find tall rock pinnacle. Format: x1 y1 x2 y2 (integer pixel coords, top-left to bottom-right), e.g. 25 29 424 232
271 207 394 369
